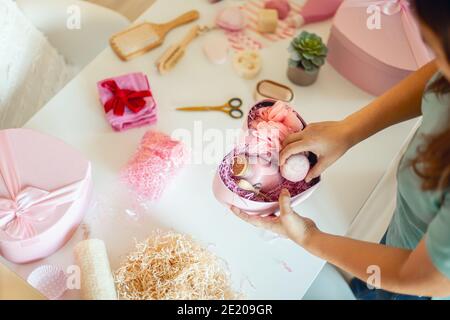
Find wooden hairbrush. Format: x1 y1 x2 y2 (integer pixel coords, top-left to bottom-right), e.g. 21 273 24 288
110 10 200 61
156 25 212 74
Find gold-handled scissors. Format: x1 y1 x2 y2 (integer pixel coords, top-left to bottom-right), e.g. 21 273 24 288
176 98 244 119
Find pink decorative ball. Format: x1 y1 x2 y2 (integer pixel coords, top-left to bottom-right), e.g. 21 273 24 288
264 0 291 20
281 154 310 182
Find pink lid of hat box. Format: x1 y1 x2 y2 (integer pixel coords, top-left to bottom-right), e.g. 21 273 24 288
327 0 433 96
0 129 93 264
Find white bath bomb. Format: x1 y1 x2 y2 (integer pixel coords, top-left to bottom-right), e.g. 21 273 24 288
281 154 310 182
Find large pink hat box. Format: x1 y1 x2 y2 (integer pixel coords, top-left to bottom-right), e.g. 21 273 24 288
213 99 320 216
0 129 93 264
327 0 433 96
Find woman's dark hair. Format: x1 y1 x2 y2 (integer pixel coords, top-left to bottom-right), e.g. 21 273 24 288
411 0 450 191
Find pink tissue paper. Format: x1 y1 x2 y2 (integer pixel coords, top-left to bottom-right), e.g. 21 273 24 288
121 131 189 201
97 72 157 131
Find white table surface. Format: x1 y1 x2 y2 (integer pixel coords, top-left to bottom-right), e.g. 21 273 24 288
1 0 417 299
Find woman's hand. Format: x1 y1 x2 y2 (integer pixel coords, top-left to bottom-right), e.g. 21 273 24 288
278 62 438 183
280 121 354 182
231 189 319 247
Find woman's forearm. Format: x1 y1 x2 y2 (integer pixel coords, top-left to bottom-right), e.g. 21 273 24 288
299 231 450 297
299 231 416 295
344 61 438 147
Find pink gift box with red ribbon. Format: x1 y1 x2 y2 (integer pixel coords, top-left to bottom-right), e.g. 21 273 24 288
0 129 93 264
97 72 157 131
327 0 433 96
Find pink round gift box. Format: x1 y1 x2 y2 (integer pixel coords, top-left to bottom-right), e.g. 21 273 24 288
213 99 320 216
0 129 93 264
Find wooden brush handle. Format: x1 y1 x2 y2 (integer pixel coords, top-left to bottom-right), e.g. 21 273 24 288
162 10 200 33
179 26 200 49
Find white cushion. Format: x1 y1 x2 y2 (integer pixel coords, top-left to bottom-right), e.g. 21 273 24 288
0 0 74 129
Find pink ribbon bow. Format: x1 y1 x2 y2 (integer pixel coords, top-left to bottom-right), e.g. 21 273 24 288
0 133 84 240
0 187 55 239
345 0 430 66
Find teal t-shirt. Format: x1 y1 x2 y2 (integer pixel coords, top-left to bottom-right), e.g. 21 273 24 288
386 73 450 289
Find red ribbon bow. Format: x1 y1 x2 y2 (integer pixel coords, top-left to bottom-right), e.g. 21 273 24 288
101 80 152 116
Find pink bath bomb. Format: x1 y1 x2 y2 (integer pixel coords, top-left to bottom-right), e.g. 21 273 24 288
264 0 291 20
281 154 310 182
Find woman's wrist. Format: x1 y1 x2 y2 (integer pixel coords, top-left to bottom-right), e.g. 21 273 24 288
338 118 360 150
341 109 376 149
291 224 322 248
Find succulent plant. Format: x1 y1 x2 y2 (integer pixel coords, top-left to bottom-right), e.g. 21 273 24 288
288 31 328 73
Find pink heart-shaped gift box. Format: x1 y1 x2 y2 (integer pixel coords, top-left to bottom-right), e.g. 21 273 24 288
0 129 93 264
327 0 433 96
213 99 320 216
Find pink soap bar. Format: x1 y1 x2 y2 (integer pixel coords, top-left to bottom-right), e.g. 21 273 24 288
121 131 189 201
0 129 93 264
97 73 157 132
281 154 310 182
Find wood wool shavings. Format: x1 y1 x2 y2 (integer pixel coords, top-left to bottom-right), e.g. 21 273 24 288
114 230 239 300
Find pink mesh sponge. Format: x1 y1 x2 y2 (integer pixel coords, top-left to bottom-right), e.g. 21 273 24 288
121 131 189 201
